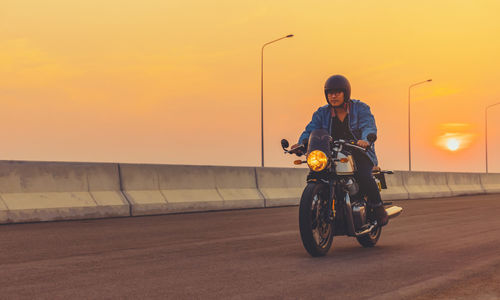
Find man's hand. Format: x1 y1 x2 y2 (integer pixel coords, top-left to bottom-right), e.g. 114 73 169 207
357 140 370 148
291 143 304 155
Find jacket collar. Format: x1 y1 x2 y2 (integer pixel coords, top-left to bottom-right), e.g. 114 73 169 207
330 100 351 117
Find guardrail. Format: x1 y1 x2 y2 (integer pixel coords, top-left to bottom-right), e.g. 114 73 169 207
0 160 498 224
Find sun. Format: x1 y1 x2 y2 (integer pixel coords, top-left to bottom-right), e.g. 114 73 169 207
436 127 475 152
446 138 460 151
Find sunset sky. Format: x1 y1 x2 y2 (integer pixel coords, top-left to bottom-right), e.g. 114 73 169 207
2 0 500 172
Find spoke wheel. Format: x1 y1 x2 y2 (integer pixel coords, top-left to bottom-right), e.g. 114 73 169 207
356 223 382 248
299 183 334 257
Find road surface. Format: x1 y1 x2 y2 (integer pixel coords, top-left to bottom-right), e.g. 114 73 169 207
1 194 499 299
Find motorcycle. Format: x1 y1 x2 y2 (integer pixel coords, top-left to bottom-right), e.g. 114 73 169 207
281 129 403 257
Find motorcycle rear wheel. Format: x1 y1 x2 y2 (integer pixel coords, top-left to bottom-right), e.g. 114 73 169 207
356 225 381 247
299 183 334 257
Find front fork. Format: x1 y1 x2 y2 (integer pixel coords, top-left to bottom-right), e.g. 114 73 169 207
327 181 336 222
306 175 338 224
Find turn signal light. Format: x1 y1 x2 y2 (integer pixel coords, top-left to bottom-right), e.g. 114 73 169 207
307 150 328 172
339 158 349 163
293 160 304 165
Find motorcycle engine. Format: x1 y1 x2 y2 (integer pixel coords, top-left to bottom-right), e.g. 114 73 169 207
352 203 367 230
345 178 359 196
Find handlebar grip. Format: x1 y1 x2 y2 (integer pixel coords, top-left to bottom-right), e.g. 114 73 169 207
288 145 306 156
343 141 368 152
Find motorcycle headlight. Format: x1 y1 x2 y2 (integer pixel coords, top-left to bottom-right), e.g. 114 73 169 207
307 150 328 172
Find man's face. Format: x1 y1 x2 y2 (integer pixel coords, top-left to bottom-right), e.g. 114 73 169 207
327 90 345 107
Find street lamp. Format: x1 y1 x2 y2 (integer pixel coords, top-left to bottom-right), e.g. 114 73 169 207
408 79 432 171
485 102 500 173
261 34 294 167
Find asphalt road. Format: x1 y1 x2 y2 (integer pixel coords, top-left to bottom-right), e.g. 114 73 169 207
1 194 499 299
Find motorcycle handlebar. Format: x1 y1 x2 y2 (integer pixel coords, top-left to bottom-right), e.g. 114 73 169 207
283 139 370 156
281 139 373 156
335 140 370 152
286 144 306 156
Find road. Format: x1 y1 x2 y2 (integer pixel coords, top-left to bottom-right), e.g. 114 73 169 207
1 194 499 299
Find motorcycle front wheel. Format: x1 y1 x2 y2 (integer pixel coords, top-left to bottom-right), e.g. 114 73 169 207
299 183 334 257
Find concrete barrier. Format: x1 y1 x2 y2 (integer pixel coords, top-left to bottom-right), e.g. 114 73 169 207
0 161 129 223
402 171 452 199
0 197 7 224
446 172 485 196
0 159 496 225
119 164 167 216
380 171 409 201
255 167 309 207
120 164 264 216
480 173 500 194
212 166 265 209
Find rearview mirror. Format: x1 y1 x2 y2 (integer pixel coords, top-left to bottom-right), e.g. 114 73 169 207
281 139 289 150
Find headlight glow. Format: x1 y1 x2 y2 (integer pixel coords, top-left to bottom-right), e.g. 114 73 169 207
307 150 328 172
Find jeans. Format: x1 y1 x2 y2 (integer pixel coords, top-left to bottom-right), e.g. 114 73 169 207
352 150 383 207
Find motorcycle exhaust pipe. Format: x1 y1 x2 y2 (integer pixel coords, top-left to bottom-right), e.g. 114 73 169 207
385 206 403 219
355 206 403 236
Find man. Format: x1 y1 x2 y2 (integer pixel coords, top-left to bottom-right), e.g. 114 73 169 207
292 74 389 226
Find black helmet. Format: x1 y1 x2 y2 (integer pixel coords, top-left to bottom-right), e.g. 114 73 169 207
324 75 351 104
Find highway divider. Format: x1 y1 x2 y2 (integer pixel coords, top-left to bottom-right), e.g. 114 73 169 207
0 161 129 223
0 160 498 224
446 172 485 196
120 164 264 216
380 171 409 200
480 173 500 194
255 167 309 207
402 171 452 199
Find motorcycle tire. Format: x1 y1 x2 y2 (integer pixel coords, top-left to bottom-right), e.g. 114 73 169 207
299 183 334 257
356 226 381 248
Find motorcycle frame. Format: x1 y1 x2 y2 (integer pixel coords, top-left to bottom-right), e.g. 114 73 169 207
307 139 367 238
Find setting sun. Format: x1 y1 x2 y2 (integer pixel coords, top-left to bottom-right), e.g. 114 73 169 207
437 133 474 152
446 138 460 151
436 124 476 153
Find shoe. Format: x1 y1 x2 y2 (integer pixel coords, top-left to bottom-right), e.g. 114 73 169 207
374 205 389 226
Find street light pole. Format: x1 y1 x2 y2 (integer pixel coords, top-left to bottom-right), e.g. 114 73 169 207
261 34 293 168
485 102 500 173
408 79 432 172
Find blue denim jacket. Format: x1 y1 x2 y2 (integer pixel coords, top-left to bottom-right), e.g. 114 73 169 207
298 99 379 166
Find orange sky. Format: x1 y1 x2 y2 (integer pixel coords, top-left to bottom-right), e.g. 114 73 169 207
2 0 500 172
